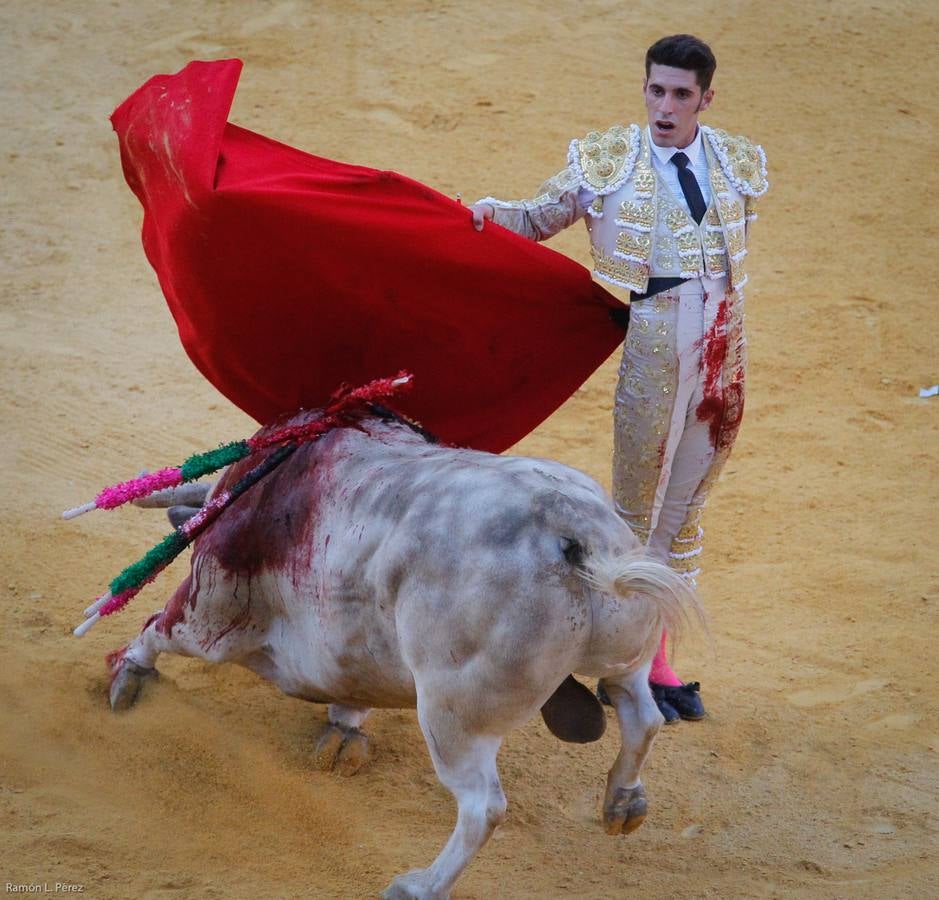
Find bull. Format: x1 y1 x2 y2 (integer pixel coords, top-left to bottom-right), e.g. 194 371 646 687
107 407 701 899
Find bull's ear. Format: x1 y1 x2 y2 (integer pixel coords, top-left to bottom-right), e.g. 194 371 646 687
540 675 606 743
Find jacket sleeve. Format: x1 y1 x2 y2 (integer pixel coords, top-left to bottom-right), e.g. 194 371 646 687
476 166 595 242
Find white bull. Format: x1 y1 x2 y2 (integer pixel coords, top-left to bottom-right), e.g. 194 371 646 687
108 408 700 899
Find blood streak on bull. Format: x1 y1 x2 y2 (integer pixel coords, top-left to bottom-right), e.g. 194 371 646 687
195 439 328 581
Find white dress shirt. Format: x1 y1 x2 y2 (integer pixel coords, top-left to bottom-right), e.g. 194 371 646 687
647 126 712 216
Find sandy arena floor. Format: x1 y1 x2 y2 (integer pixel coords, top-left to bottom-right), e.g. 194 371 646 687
2 1 937 897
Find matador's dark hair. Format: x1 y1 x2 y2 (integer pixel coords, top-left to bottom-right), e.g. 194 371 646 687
645 34 717 92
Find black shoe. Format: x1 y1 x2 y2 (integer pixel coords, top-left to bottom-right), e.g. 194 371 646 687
596 682 613 707
651 681 706 721
653 692 681 724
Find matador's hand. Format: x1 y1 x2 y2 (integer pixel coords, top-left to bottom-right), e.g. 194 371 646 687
470 202 495 231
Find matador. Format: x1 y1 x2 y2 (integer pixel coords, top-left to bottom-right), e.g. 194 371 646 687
471 34 769 723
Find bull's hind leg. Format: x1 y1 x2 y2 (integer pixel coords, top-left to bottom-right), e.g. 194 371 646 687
598 662 664 835
314 704 372 776
382 693 506 900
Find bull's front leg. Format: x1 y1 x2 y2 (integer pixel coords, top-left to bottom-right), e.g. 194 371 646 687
598 662 664 835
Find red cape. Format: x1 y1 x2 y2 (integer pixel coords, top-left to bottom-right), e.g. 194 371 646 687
111 59 626 452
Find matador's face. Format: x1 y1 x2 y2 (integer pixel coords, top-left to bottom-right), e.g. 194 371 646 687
643 63 714 149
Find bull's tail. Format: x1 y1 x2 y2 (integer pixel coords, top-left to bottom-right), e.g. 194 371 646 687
580 549 705 668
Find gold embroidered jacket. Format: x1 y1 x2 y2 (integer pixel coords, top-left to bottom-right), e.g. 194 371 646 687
479 124 768 294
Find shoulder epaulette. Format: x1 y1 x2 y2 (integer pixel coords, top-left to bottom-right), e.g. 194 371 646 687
567 124 641 195
703 126 769 197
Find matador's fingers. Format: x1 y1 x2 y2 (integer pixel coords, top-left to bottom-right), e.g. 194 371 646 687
470 202 493 231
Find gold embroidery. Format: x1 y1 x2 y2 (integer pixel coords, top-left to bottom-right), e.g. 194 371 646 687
489 164 583 212
574 124 640 192
534 168 579 202
725 227 745 257
668 553 702 575
706 128 769 197
667 201 702 273
670 522 704 571
710 169 729 195
700 142 749 288
707 253 727 276
615 231 652 259
665 207 692 233
633 164 655 195
590 196 604 215
719 198 745 223
617 200 655 229
625 374 645 396
704 229 726 251
591 246 648 292
613 297 679 530
650 293 672 313
730 255 747 285
675 513 703 544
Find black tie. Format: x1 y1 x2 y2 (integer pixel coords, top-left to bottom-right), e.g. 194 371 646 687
670 152 706 224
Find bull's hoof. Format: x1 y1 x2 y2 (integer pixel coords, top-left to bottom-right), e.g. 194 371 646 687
109 660 158 712
602 783 647 836
314 725 371 775
336 729 370 776
314 725 345 769
381 869 444 900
